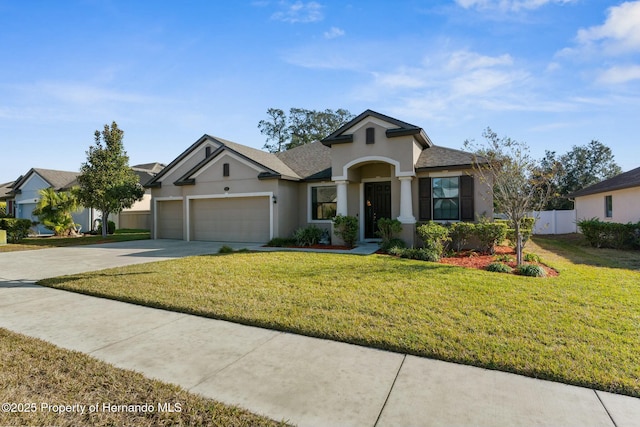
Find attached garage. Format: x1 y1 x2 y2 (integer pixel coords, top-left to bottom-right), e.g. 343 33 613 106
189 195 271 242
156 199 184 239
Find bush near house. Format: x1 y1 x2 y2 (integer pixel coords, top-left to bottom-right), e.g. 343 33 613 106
0 218 33 243
473 220 508 254
447 222 476 252
577 218 640 250
332 215 358 248
376 218 404 253
293 225 323 247
416 222 450 260
97 220 116 235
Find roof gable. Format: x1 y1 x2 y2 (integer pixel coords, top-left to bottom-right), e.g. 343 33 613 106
569 166 640 198
321 109 433 148
12 168 79 192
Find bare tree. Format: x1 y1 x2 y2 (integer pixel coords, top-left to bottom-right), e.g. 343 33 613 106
464 128 552 266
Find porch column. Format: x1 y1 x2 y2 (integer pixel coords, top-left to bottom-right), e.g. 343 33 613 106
335 180 348 216
397 176 416 223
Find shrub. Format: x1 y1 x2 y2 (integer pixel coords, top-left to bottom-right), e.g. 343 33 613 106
486 262 513 273
218 245 234 254
380 237 406 253
0 201 6 217
577 218 639 249
416 221 450 260
0 218 33 243
494 254 515 263
333 215 359 248
516 264 546 277
97 220 116 235
266 237 296 247
524 253 541 263
376 217 402 245
473 219 507 254
293 225 323 247
389 246 440 262
448 222 476 252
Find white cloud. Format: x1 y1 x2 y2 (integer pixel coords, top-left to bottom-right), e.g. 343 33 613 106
576 1 640 54
597 65 640 84
271 1 323 23
323 27 345 39
456 0 576 12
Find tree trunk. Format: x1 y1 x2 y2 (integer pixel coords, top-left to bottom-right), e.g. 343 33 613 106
515 220 523 266
101 211 110 238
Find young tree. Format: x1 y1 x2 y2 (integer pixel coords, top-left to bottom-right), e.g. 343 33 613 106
75 122 145 237
464 128 552 266
258 107 354 152
32 188 81 236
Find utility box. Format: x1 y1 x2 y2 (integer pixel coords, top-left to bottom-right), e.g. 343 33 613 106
0 229 6 245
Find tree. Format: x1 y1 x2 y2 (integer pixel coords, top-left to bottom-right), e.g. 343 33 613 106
537 141 622 210
75 122 145 237
258 108 354 153
32 188 81 236
464 128 552 266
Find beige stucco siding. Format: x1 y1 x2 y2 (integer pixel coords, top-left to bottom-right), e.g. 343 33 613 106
575 187 640 223
276 180 300 238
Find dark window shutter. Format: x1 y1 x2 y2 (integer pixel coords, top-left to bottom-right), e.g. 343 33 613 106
366 127 375 144
418 177 432 221
460 175 474 221
205 146 211 157
223 163 230 177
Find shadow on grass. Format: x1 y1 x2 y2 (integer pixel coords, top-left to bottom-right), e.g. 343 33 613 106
533 234 640 271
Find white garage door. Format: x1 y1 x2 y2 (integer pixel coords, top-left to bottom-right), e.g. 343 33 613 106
190 196 270 242
156 200 183 239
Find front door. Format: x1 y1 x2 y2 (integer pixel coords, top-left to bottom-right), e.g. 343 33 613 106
364 181 391 239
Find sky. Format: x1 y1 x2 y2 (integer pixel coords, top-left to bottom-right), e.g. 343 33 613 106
1 0 639 183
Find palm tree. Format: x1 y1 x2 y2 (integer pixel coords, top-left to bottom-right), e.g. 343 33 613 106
32 188 82 236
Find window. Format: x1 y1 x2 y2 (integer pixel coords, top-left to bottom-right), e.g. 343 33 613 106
433 177 460 220
366 127 375 144
311 186 337 220
605 195 612 218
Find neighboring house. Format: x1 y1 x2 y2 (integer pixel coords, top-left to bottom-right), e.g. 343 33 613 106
115 162 166 230
0 181 15 216
9 168 92 235
9 163 164 235
146 110 492 246
570 166 640 224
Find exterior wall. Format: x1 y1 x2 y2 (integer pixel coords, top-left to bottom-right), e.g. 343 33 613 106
330 120 418 180
575 187 640 224
275 180 300 238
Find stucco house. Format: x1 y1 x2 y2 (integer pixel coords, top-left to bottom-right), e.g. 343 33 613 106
570 166 640 224
146 110 492 246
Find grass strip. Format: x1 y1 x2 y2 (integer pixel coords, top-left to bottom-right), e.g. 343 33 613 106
0 328 290 427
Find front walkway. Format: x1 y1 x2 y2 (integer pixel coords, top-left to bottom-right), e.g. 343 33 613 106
1 240 639 426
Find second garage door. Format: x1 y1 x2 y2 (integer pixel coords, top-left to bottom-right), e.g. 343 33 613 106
190 196 271 242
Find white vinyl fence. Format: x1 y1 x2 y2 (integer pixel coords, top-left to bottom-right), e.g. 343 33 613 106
529 210 577 235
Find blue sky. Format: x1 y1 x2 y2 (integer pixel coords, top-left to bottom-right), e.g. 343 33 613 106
1 0 639 182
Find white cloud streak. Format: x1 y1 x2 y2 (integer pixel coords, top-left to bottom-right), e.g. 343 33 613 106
323 27 345 39
271 1 323 23
456 0 576 12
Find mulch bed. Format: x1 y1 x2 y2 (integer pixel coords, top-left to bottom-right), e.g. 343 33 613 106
440 245 558 277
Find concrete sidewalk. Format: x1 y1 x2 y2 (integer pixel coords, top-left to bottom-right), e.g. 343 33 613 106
1 241 640 426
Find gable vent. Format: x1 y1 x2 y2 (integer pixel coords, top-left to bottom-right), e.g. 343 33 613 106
366 127 375 144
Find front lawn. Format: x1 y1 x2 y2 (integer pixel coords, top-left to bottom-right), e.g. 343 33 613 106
39 236 640 397
0 229 150 252
0 328 289 427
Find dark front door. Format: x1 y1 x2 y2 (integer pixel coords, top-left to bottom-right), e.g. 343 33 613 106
364 181 391 239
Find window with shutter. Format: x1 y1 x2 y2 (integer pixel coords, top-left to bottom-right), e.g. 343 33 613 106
418 178 432 221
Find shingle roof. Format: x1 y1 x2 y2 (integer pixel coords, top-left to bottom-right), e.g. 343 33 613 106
12 168 80 192
415 145 488 171
275 141 331 180
569 166 640 198
0 181 14 199
132 162 166 174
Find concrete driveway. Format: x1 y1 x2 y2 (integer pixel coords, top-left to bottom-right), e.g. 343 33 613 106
0 239 259 283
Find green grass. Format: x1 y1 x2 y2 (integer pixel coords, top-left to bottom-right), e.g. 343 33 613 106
0 328 289 427
39 236 640 397
0 229 150 252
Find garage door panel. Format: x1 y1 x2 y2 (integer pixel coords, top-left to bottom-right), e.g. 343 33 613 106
191 197 270 242
157 200 183 239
